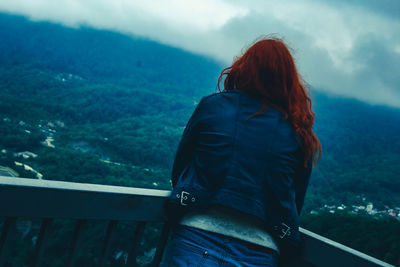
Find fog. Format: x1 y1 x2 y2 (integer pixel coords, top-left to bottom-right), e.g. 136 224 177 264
1 0 399 107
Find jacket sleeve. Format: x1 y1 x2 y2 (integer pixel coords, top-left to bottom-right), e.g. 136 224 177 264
294 158 313 215
171 98 204 187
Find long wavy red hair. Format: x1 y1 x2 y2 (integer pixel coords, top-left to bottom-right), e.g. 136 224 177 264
218 38 321 166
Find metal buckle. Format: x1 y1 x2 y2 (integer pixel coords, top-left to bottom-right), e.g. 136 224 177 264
180 191 190 206
278 223 291 239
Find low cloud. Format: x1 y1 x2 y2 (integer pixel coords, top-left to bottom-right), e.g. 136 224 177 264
0 0 399 107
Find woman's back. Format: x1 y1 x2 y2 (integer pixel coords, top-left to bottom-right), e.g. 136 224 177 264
163 38 320 266
188 89 300 184
169 89 309 245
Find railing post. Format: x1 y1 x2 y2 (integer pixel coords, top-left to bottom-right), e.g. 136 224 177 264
0 217 17 267
151 223 171 267
99 220 118 267
66 219 87 267
126 222 146 267
31 218 54 267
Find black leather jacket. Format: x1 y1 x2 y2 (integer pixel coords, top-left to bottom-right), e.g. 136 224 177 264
166 89 312 259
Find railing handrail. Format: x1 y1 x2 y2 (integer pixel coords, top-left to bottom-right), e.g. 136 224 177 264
0 175 171 196
300 228 393 267
0 176 395 267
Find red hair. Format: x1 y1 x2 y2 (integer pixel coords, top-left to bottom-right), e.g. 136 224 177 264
218 38 321 166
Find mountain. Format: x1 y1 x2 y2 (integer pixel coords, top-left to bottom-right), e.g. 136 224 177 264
0 13 399 265
0 12 222 188
310 92 400 210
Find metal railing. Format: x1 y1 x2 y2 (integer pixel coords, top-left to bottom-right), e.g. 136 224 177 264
0 176 395 267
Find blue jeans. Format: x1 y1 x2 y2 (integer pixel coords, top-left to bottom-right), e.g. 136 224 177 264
160 225 279 267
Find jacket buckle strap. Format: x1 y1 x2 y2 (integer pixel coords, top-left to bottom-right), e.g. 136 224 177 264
278 223 291 239
177 191 196 206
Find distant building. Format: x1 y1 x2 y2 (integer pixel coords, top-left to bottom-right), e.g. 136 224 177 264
42 137 55 148
55 120 65 127
366 203 373 212
337 204 346 210
366 203 377 215
15 151 38 159
14 162 43 180
388 209 397 217
24 164 34 171
0 167 17 177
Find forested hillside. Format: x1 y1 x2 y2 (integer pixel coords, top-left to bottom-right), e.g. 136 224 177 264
0 13 399 265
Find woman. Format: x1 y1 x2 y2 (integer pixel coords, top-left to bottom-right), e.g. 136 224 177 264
162 38 321 266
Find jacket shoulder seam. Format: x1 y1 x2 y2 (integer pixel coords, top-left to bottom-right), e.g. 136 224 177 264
201 90 240 101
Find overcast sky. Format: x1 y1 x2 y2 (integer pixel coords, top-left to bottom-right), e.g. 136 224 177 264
0 0 399 108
